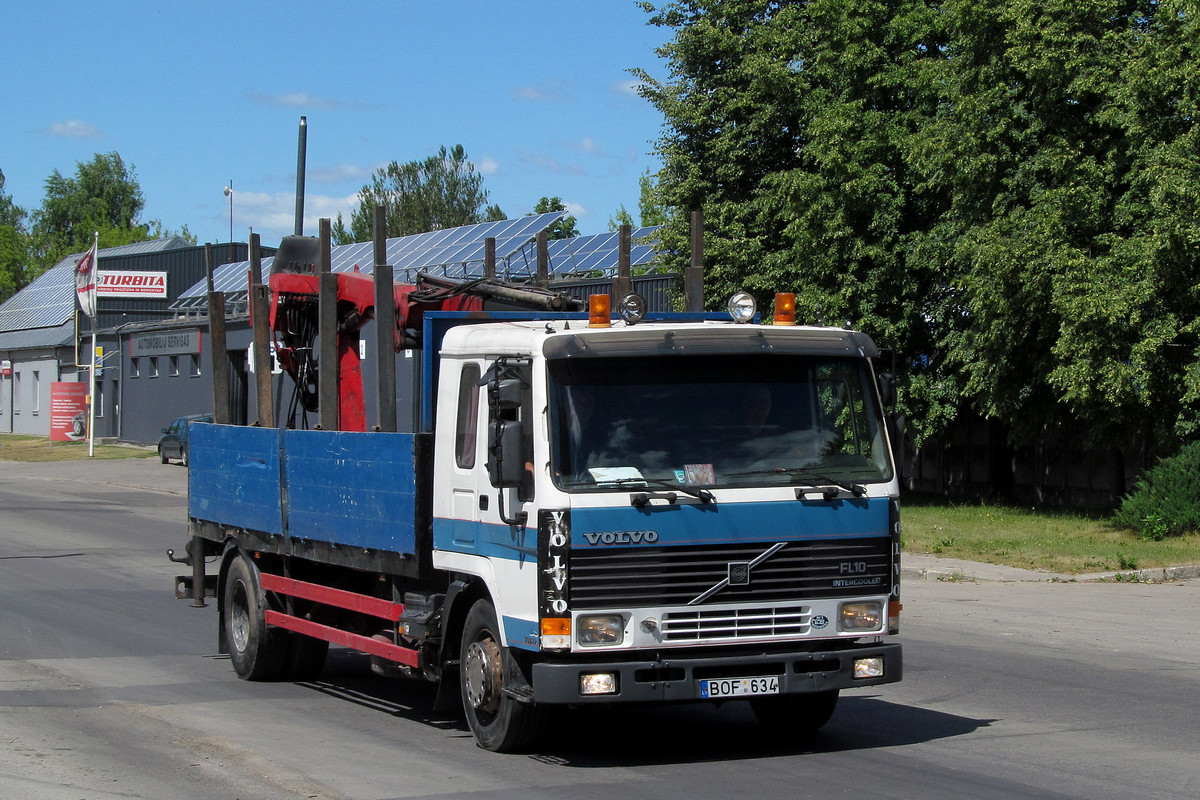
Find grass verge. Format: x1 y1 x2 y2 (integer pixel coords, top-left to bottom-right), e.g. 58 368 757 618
903 493 1200 574
0 434 155 462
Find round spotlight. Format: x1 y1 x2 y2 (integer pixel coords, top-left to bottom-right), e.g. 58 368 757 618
727 292 757 323
616 292 648 325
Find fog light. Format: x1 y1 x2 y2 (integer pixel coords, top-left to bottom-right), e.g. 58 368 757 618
580 672 618 695
854 657 884 679
840 601 883 631
577 614 624 646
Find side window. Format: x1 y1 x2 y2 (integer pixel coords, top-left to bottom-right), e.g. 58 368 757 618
455 364 481 469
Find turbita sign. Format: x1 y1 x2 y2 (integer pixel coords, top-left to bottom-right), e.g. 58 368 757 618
97 271 168 298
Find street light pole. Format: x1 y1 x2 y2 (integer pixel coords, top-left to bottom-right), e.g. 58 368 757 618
223 181 233 243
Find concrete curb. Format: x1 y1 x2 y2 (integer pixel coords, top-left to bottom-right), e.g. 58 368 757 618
902 556 1200 584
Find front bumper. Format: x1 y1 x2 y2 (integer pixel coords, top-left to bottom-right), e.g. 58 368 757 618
530 641 902 704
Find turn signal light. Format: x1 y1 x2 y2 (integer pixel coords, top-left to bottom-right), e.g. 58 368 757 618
773 292 796 325
589 294 612 327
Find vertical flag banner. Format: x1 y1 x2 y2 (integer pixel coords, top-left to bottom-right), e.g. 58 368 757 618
75 237 98 320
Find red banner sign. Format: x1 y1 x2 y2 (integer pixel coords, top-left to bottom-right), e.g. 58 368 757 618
50 382 89 442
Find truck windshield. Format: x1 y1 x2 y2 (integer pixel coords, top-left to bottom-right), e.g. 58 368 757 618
548 353 893 492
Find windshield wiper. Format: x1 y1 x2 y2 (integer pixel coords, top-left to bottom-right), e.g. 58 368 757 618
604 477 716 505
728 466 865 498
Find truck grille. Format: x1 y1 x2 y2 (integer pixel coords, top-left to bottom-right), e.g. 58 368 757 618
661 604 810 642
570 537 891 609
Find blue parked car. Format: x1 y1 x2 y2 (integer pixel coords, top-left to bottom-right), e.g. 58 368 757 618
158 413 212 466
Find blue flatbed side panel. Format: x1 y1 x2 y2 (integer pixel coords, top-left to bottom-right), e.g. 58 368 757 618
188 423 283 535
283 429 418 555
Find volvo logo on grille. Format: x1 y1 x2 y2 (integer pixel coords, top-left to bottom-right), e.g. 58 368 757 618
688 542 789 605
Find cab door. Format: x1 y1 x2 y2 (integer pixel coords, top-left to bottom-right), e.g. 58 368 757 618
446 361 485 548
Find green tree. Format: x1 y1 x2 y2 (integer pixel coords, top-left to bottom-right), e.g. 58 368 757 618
638 0 1200 455
637 0 956 438
610 168 668 230
1 168 31 302
530 196 579 239
335 145 504 244
31 152 150 269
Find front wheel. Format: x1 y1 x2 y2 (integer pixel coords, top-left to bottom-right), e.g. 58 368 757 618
223 555 286 680
750 690 839 734
459 599 547 752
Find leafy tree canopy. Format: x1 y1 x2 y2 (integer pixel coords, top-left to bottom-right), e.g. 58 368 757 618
610 168 668 230
0 169 30 302
31 152 150 268
637 0 1200 454
530 196 579 239
335 145 504 244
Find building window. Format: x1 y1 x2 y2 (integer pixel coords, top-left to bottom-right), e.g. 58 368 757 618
190 354 201 377
169 355 179 377
149 357 159 378
13 372 19 413
32 371 39 414
130 358 140 378
95 383 104 418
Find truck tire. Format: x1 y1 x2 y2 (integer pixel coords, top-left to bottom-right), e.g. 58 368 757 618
223 556 286 681
459 599 547 752
750 690 839 734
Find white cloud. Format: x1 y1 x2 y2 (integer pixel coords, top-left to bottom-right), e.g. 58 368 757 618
44 120 100 139
610 78 643 96
511 81 576 103
229 190 359 243
519 150 584 176
476 157 500 176
308 163 374 184
248 92 350 110
575 137 603 155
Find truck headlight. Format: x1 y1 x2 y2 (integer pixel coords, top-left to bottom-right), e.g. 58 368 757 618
839 601 883 632
577 614 624 646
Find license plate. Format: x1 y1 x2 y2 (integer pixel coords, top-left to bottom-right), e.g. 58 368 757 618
698 676 779 699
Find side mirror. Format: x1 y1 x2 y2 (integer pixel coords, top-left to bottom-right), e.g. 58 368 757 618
877 372 896 408
487 419 526 488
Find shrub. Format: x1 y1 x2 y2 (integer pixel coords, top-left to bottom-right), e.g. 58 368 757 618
1114 441 1200 538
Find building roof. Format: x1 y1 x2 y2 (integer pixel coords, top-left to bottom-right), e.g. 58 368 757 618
171 216 663 312
0 237 192 351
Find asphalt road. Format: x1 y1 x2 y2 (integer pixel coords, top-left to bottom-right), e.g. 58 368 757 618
2 457 1198 799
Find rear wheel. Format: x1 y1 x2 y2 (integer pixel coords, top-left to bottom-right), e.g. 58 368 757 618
459 598 547 752
750 690 839 734
159 445 168 464
180 444 189 467
223 556 286 680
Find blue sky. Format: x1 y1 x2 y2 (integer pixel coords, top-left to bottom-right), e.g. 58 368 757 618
2 1 671 248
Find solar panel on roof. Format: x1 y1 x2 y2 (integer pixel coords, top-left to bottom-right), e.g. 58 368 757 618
171 217 664 311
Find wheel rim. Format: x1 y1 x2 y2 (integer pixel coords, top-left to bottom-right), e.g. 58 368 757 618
229 580 251 653
463 635 503 716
